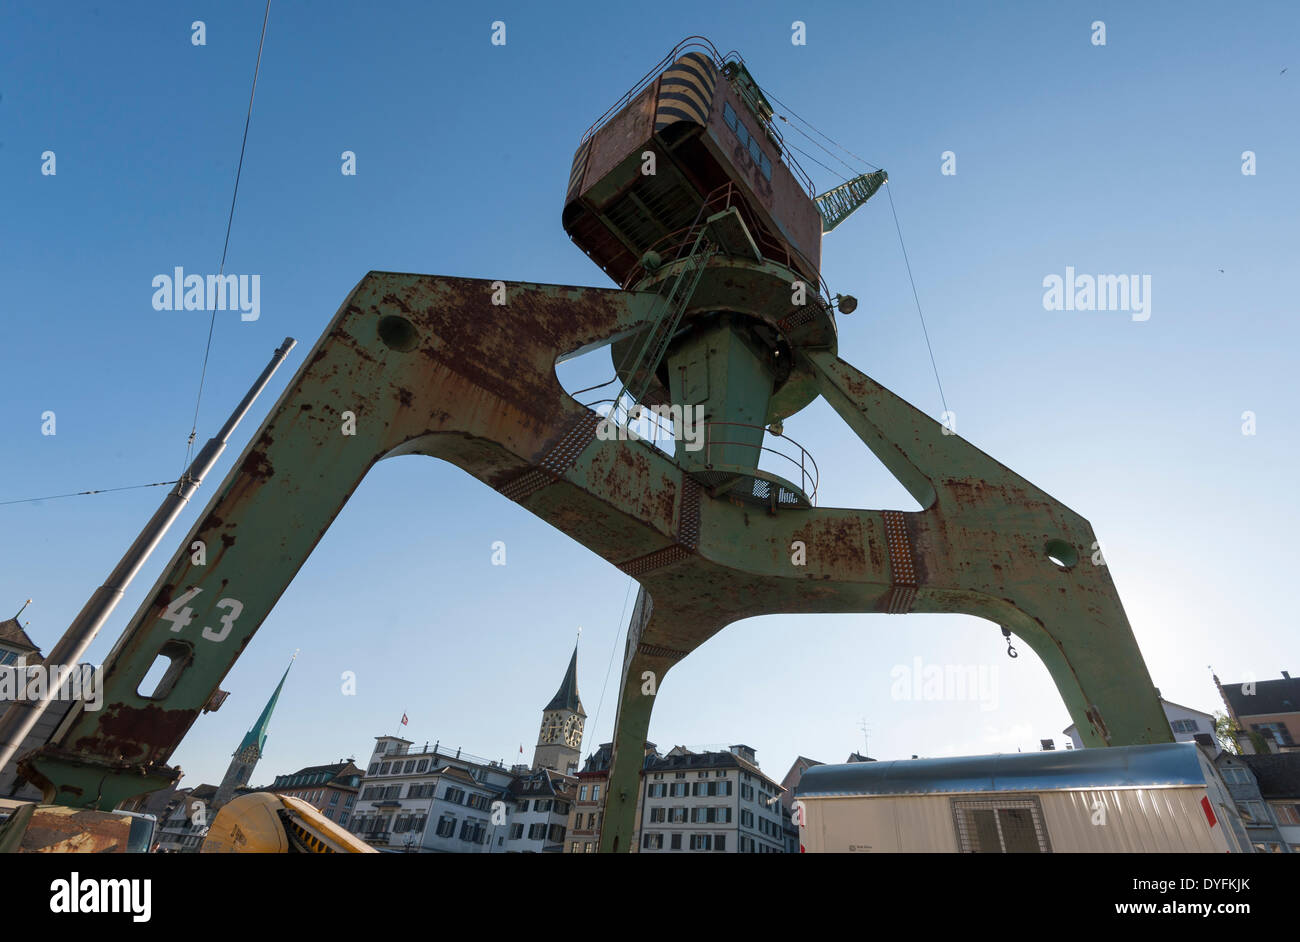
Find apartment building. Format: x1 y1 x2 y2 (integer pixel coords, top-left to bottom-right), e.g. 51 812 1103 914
638 745 787 853
349 736 515 853
564 740 658 853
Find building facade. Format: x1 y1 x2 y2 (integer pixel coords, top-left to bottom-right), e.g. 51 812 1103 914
0 606 81 801
1214 751 1290 852
266 760 362 828
1217 672 1300 754
1241 753 1300 852
349 736 515 852
501 766 575 853
638 745 788 853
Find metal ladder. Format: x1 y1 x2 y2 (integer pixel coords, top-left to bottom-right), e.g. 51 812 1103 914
609 228 716 424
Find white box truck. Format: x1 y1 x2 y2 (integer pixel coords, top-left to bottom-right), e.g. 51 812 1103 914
794 742 1251 853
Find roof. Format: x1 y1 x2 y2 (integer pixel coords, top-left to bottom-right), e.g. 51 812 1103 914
1222 677 1300 719
0 616 39 654
646 749 779 788
795 743 1210 799
1240 754 1300 798
545 645 584 714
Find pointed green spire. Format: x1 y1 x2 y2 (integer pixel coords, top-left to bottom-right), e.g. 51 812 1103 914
235 651 296 759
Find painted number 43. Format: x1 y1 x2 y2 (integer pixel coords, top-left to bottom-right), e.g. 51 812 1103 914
161 587 244 642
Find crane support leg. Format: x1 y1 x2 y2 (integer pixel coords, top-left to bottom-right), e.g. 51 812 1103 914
21 272 1169 858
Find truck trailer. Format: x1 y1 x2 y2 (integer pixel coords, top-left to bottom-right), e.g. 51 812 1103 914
794 742 1251 853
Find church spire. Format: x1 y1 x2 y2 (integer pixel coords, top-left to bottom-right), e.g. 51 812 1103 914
213 652 296 810
544 641 583 714
235 650 296 759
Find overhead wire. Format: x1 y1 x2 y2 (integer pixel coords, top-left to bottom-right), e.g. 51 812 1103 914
0 481 181 508
760 78 952 420
181 0 273 474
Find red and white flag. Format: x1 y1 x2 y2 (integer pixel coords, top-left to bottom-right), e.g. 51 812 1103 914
401 713 408 726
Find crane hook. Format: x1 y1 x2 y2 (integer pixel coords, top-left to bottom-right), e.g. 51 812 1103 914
1001 626 1018 659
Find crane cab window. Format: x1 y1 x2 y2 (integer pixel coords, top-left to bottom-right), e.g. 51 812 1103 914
721 102 772 181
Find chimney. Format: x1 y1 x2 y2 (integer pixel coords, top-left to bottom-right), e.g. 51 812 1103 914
1283 671 1291 680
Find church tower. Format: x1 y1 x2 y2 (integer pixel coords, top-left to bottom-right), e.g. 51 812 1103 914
213 653 295 809
532 644 585 775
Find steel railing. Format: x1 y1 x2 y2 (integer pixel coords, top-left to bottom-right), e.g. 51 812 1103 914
621 182 831 304
701 421 819 505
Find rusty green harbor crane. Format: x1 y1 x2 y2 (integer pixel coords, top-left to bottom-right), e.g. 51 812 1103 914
8 37 1171 853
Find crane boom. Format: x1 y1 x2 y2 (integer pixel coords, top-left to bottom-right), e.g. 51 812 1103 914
816 169 888 233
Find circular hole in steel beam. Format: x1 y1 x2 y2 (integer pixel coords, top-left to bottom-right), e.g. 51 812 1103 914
378 315 419 352
1044 539 1078 569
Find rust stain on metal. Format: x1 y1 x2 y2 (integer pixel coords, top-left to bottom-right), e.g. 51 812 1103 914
240 449 275 481
73 703 197 763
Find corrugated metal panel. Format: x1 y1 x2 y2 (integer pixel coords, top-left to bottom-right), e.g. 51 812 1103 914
800 785 1235 852
797 742 1205 798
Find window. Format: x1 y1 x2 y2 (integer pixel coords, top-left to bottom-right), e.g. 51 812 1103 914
579 785 588 801
361 786 381 800
1252 723 1295 746
444 786 466 804
670 807 687 824
1271 802 1300 826
650 808 666 823
328 791 339 806
548 824 565 843
436 815 456 838
741 810 753 827
670 833 682 850
0 650 20 666
412 815 426 832
587 813 596 829
714 834 727 852
952 798 1050 853
338 812 349 827
592 785 600 801
459 820 475 842
671 783 688 798
509 823 524 840
571 842 580 854
698 771 708 779
1238 800 1269 824
1221 767 1252 785
515 799 529 813
642 832 664 850
380 763 390 774
689 834 712 850
535 799 553 813
1170 718 1200 733
584 842 594 853
344 794 354 809
674 772 686 779
416 759 428 773
383 785 401 800
740 784 754 801
528 823 547 840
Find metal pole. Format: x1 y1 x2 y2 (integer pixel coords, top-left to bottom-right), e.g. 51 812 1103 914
0 338 297 775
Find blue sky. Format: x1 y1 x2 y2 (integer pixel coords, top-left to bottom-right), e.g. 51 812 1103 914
2 1 1296 790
